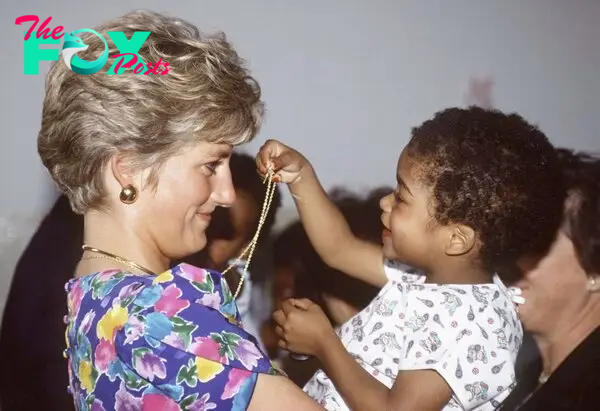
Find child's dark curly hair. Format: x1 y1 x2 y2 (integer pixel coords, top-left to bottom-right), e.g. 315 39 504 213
406 106 566 283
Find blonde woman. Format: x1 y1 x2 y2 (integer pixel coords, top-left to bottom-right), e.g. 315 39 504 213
38 10 322 411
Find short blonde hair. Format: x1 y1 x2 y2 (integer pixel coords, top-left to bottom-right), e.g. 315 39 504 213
38 10 264 214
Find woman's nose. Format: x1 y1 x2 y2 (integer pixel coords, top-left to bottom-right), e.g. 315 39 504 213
380 193 393 212
213 173 236 207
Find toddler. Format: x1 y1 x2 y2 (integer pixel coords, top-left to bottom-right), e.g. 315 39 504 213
257 107 566 410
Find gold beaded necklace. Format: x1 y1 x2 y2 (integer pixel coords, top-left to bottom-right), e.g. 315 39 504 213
80 168 277 299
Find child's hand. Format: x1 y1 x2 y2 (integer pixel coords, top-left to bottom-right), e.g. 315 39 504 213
256 139 310 184
272 298 336 357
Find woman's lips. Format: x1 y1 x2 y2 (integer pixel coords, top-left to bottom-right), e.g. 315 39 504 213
196 212 212 222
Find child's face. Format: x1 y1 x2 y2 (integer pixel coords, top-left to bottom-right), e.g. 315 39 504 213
379 150 446 271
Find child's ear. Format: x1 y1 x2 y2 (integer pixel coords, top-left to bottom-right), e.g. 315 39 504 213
444 224 476 256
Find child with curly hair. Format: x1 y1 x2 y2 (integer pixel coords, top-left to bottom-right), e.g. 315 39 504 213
256 107 566 410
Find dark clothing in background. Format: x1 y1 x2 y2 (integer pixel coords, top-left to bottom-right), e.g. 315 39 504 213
499 325 600 411
515 332 540 378
0 196 81 411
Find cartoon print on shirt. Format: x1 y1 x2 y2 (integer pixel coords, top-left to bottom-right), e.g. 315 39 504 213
373 332 402 352
405 311 429 332
303 261 522 411
465 381 489 402
420 331 443 353
471 286 490 312
493 329 509 350
443 292 463 315
467 344 488 364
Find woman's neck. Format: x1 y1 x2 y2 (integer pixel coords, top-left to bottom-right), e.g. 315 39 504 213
81 210 170 275
534 300 600 376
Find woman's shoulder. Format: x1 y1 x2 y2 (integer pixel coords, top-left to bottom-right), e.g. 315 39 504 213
66 263 277 373
67 263 241 328
65 265 279 409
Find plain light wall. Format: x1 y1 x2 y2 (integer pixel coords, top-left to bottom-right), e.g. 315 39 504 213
1 0 599 315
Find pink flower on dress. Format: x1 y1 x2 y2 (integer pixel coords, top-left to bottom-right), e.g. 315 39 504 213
154 284 190 317
142 393 179 411
178 264 208 283
197 293 221 310
163 332 185 350
90 398 106 411
94 339 116 373
191 336 227 364
222 368 252 400
115 382 142 410
188 393 217 411
118 282 143 300
235 339 262 369
97 269 122 282
133 351 167 381
69 281 84 318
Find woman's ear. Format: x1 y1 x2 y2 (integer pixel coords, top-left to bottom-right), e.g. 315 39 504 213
445 224 476 256
588 275 600 293
109 153 136 188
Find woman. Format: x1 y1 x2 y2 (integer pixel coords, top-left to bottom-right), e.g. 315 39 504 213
499 149 600 410
37 10 322 410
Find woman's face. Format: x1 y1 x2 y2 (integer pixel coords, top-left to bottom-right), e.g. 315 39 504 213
515 231 591 334
135 141 236 260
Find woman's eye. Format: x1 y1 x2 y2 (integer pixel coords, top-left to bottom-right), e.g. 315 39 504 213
203 161 221 175
394 191 403 203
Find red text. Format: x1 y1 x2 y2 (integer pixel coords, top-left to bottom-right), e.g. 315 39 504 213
112 53 170 75
15 15 64 41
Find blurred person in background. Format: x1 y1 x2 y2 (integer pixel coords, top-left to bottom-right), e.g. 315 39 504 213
499 150 600 410
0 195 81 411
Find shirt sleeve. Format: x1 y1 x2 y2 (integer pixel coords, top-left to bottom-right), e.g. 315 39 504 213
112 270 280 409
398 298 517 409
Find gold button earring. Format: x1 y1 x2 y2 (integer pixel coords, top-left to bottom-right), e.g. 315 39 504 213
119 185 137 204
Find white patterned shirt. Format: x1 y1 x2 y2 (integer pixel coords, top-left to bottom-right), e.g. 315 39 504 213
304 260 523 410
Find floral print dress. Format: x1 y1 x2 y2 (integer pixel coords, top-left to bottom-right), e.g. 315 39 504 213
64 263 280 411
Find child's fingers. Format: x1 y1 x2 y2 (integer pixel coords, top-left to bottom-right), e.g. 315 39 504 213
290 298 314 310
256 140 280 171
272 309 286 326
255 155 268 176
275 325 285 338
281 299 299 316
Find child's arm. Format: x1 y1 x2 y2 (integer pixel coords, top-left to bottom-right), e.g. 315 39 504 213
275 299 453 411
257 140 387 287
318 333 453 411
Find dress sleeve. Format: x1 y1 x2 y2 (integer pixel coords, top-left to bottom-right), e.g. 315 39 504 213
398 298 517 409
111 269 280 410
